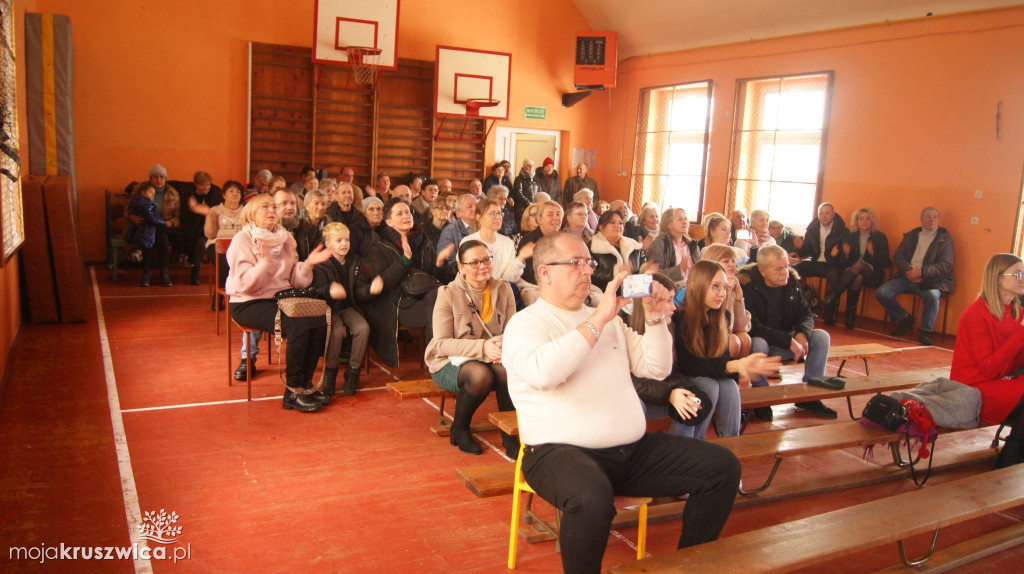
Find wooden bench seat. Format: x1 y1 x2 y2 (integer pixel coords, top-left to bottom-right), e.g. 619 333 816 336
385 379 496 436
608 465 1024 573
827 343 903 376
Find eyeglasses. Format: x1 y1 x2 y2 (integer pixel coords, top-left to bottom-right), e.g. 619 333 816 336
1002 271 1024 281
546 258 598 270
460 256 493 269
485 211 503 218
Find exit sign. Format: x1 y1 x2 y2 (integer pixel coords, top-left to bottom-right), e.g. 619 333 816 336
524 106 546 120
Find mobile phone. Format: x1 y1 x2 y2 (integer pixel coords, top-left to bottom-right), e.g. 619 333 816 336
621 274 653 298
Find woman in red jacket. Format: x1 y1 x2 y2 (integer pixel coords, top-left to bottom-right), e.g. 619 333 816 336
951 253 1024 426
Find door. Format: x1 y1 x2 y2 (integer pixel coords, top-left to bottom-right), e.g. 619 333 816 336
512 133 557 175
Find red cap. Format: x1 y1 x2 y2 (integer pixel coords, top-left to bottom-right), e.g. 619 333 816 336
542 157 555 167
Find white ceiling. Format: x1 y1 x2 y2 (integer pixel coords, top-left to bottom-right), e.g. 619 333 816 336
571 0 1023 60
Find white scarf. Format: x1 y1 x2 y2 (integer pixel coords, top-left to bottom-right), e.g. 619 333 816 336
245 224 290 259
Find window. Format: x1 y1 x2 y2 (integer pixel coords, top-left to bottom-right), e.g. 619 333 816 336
630 81 713 218
726 72 833 234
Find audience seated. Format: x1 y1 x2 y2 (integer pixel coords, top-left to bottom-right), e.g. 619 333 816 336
364 199 450 367
609 200 650 248
645 207 699 289
289 165 316 195
536 157 561 203
562 162 599 208
696 213 732 251
325 182 372 257
365 171 392 201
792 202 846 295
638 202 660 239
876 207 955 346
126 180 170 288
700 244 752 357
361 196 386 236
516 201 564 305
485 185 516 237
482 162 511 197
769 219 801 256
437 193 478 266
462 198 528 283
738 244 836 421
729 208 751 245
822 207 890 328
573 188 598 232
563 200 593 242
313 222 381 399
143 164 180 287
411 179 437 220
503 231 740 573
588 210 645 292
204 180 244 308
424 240 519 457
467 178 484 202
246 169 271 197
421 196 450 247
675 260 781 438
391 184 412 205
179 171 222 284
746 209 775 261
225 194 333 413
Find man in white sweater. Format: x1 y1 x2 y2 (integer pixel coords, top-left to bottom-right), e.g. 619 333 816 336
503 231 741 573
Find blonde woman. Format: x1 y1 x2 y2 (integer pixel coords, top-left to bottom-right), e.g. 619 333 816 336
822 207 890 327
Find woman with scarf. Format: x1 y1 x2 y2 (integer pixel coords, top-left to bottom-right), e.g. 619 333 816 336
225 193 333 412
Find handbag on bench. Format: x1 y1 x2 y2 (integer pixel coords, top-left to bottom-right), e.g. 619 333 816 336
862 394 938 486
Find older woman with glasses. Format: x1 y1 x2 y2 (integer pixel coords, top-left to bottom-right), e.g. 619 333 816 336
462 198 530 283
422 196 451 247
425 240 519 457
952 254 1024 465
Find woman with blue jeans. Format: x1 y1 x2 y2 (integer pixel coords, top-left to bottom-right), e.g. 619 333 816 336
673 261 780 438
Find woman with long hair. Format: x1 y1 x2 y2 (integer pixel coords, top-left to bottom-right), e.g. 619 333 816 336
225 194 333 412
822 207 890 327
951 253 1024 428
675 260 780 438
425 240 519 457
700 244 752 357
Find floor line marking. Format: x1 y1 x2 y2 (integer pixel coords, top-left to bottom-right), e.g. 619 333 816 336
121 386 390 413
90 267 152 574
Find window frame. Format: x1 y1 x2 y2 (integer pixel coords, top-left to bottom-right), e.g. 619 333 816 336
628 79 714 220
725 70 835 232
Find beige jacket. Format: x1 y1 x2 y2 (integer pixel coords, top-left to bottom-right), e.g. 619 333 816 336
424 275 516 373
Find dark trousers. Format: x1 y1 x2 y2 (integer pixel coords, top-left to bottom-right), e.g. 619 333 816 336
522 432 740 574
150 227 171 276
794 260 839 292
229 299 327 389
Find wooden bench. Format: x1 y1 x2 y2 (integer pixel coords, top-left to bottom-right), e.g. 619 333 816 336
827 343 902 376
456 367 952 499
385 379 496 437
608 465 1024 573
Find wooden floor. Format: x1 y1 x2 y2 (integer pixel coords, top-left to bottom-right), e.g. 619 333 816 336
1 265 1022 573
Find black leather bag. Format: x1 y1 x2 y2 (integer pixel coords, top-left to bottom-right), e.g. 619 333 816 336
862 393 906 432
401 270 440 298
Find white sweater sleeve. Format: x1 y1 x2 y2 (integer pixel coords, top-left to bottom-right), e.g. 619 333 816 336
621 319 673 380
502 313 594 391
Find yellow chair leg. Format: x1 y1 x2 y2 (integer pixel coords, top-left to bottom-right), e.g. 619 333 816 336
508 486 522 569
636 503 647 560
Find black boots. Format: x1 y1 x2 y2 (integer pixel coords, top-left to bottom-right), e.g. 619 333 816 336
282 389 323 412
233 356 257 381
321 367 339 397
844 289 861 329
342 366 360 396
450 386 485 455
994 397 1024 469
822 297 837 325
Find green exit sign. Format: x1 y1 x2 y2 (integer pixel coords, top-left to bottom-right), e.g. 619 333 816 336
524 106 546 120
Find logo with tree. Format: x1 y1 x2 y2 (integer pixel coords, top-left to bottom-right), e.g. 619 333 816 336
137 509 183 544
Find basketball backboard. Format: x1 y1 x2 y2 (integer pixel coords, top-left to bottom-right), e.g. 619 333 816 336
314 0 400 70
434 46 511 121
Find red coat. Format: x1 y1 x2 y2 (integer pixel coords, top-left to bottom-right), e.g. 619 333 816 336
950 297 1024 424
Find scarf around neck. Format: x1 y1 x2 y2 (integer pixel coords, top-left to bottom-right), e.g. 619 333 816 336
246 224 291 259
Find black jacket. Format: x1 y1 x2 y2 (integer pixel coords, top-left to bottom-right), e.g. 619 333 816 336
737 263 814 348
312 254 374 314
512 170 540 226
892 226 955 293
536 170 562 203
290 218 324 262
798 214 847 266
325 205 372 258
364 226 444 366
839 230 891 287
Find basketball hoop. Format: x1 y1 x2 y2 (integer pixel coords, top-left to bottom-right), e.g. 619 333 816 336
344 46 382 89
465 98 500 118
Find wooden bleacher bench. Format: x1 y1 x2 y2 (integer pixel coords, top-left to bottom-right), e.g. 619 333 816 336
385 379 496 436
608 465 1024 573
456 366 952 499
827 343 902 376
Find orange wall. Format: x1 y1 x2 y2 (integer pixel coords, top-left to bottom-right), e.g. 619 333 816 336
589 7 1024 334
1 0 36 385
29 0 595 262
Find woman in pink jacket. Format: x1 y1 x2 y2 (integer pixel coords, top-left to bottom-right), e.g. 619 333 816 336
226 194 332 413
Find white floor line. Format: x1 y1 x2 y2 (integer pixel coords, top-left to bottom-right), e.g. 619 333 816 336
121 385 391 414
90 267 153 574
101 293 208 299
609 529 646 558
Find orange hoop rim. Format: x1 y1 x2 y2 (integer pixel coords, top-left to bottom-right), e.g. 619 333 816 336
344 45 382 65
465 98 501 117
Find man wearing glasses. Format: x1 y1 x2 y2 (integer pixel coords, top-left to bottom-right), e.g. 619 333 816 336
436 193 478 266
876 207 956 346
503 231 740 573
